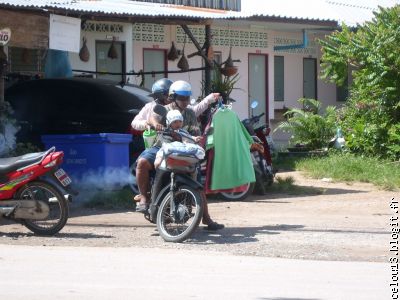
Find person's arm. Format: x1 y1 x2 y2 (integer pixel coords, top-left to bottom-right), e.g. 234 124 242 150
185 110 202 136
131 102 154 130
189 93 219 117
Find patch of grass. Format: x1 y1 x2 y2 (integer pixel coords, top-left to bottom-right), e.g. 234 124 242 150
295 152 400 190
83 187 136 209
268 176 325 195
274 156 302 171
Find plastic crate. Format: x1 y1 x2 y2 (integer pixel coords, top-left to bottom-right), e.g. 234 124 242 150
41 133 132 185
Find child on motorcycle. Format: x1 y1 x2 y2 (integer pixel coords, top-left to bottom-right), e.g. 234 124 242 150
154 109 202 169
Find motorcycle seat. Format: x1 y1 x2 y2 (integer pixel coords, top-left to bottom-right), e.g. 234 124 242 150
0 151 47 175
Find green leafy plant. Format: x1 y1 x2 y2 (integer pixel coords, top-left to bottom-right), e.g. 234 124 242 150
274 98 337 150
209 67 240 102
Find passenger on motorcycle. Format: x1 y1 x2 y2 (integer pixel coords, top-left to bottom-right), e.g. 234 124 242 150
154 109 202 169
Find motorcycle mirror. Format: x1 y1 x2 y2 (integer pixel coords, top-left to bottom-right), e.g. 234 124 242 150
250 100 259 117
153 104 167 117
250 100 259 109
153 104 167 126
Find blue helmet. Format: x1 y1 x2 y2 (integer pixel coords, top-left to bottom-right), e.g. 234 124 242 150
149 78 173 98
168 80 192 98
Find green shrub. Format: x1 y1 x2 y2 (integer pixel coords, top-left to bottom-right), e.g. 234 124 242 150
274 98 337 150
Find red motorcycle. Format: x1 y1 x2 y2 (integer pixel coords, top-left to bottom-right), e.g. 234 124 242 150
241 105 276 195
0 147 74 235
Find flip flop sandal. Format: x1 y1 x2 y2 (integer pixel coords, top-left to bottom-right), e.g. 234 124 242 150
204 222 225 231
135 203 149 213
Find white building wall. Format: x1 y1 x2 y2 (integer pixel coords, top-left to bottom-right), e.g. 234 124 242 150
70 21 338 140
69 21 133 77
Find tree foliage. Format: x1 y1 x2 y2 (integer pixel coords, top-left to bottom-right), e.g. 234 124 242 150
319 5 400 160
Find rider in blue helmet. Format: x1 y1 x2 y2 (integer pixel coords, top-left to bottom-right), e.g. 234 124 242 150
131 78 173 131
149 78 173 104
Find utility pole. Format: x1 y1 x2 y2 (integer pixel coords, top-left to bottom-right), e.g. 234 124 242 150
204 24 212 95
0 45 7 107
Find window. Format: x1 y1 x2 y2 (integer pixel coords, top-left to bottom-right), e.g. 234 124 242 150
202 51 222 93
274 56 284 101
337 67 353 102
143 49 167 91
211 51 222 81
8 47 46 74
336 81 349 102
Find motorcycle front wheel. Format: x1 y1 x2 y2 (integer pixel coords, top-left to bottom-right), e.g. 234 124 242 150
15 180 69 236
219 182 255 201
157 185 203 243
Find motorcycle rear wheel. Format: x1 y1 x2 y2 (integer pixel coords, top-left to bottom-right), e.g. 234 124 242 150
157 185 203 243
15 180 69 236
219 182 255 201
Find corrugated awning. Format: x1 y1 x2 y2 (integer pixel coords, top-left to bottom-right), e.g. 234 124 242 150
0 0 243 20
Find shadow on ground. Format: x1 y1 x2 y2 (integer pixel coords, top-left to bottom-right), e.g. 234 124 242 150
187 224 304 244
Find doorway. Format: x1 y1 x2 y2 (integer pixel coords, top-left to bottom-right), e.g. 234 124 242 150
96 41 125 82
303 57 317 99
248 54 268 121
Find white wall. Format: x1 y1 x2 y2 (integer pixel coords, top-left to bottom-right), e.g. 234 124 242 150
69 21 133 76
70 21 338 125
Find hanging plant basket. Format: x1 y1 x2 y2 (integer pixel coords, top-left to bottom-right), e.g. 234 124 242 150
177 38 189 71
79 37 90 62
220 66 238 77
220 47 238 77
167 41 179 61
107 38 118 59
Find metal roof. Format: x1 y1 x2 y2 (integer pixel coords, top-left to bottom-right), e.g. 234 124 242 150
0 0 398 25
0 0 243 19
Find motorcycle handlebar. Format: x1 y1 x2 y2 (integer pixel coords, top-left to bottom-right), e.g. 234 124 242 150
248 112 265 123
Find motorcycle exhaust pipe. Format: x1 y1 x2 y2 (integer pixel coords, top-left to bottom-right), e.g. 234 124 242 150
64 194 72 202
0 206 16 217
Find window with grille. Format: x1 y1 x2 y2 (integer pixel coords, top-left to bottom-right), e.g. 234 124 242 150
8 47 46 75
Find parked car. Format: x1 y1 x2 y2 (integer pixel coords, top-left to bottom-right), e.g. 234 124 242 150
5 77 152 160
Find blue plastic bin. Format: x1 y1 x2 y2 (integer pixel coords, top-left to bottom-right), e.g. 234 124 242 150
41 133 132 185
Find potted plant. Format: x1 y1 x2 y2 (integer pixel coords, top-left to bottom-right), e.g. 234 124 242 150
209 67 240 104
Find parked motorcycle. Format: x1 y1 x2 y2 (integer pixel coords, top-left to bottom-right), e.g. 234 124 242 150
202 100 273 201
0 147 74 235
240 101 275 195
132 105 204 243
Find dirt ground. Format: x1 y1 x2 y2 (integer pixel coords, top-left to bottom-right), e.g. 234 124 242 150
0 171 392 262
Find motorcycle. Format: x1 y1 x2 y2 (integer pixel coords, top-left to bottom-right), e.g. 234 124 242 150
240 101 276 195
0 146 74 235
132 105 204 243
